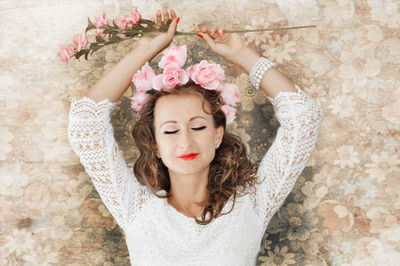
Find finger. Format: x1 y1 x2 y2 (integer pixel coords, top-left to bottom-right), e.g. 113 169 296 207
218 28 223 38
163 9 169 23
170 9 176 20
199 33 216 50
156 10 162 24
209 28 214 36
209 28 217 38
201 27 207 33
167 14 179 36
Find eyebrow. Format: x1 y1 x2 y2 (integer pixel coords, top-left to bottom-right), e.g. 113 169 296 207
160 116 207 127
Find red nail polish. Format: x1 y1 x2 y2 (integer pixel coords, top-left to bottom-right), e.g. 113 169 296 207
176 17 180 23
218 32 222 38
197 33 204 39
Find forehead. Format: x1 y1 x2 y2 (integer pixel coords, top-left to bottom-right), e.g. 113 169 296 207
153 92 212 125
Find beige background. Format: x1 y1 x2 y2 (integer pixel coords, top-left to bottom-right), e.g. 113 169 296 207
1 0 399 265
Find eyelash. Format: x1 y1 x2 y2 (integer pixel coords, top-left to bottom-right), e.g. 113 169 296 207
164 126 206 134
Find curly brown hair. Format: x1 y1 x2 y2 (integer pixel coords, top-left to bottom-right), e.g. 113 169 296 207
131 80 260 225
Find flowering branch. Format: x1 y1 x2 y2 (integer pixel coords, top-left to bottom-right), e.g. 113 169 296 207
57 7 316 63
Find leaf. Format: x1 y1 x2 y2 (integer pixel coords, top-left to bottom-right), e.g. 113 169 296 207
140 19 155 28
109 34 123 42
90 44 104 55
123 33 137 38
85 17 96 33
75 49 89 60
84 49 90 60
131 23 144 30
100 24 115 30
95 35 105 43
139 22 157 33
158 18 171 32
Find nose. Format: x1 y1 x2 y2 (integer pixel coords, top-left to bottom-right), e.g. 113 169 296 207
178 128 193 151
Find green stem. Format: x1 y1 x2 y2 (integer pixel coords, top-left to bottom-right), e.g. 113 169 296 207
76 25 317 56
106 24 317 36
175 25 317 36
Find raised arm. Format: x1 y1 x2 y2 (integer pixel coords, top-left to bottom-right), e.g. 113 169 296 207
233 47 322 230
194 27 298 98
86 9 179 103
68 9 180 231
194 29 322 229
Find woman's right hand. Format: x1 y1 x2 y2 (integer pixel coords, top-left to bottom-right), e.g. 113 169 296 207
136 9 179 56
193 27 246 63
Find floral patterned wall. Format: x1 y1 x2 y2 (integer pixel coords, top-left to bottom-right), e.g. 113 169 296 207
1 0 399 265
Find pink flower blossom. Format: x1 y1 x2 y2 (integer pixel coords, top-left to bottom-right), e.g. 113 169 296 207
114 17 128 30
219 83 240 106
186 60 225 90
124 7 141 26
94 29 105 35
58 45 74 63
153 65 189 91
132 62 156 92
158 45 187 69
94 12 109 36
221 104 236 125
72 32 88 52
130 91 149 113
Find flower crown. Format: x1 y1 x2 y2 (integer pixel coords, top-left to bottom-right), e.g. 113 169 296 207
130 45 240 125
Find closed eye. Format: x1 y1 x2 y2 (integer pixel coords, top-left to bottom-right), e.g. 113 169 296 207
164 130 178 134
164 126 206 134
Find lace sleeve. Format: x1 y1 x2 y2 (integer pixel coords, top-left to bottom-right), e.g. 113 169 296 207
67 96 151 232
250 84 323 230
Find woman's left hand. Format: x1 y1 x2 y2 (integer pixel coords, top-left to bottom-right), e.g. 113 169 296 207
193 26 246 64
137 9 179 54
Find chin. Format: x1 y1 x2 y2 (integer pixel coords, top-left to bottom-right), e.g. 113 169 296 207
172 165 203 174
168 161 210 175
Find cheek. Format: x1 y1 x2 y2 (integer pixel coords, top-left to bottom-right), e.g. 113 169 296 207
199 135 217 157
156 136 171 154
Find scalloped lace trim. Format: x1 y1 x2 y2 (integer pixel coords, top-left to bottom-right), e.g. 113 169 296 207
266 83 302 102
70 96 117 119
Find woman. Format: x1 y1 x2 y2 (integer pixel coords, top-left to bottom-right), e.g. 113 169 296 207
68 8 323 266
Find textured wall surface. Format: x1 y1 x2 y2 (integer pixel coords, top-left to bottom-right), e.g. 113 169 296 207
1 0 399 265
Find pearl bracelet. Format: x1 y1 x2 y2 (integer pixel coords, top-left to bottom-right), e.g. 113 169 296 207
248 57 276 90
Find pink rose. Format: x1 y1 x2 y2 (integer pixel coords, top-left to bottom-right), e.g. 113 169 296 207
114 17 128 30
153 65 189 90
221 104 236 125
73 32 88 52
58 45 74 63
219 83 240 106
124 7 141 26
186 60 225 90
130 91 149 113
132 62 156 92
94 12 109 36
158 45 187 69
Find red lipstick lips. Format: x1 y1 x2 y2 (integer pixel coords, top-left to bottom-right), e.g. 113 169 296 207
178 153 199 161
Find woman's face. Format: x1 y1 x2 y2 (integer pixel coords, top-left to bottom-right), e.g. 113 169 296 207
153 92 224 176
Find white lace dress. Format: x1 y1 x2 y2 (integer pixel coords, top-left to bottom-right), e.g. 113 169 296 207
67 84 322 266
